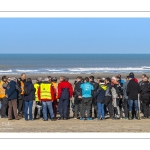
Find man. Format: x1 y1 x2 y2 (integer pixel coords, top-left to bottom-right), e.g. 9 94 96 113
111 76 122 119
33 77 42 119
127 73 140 120
38 77 56 121
0 76 8 118
58 76 73 120
139 76 150 119
104 77 113 119
51 77 58 118
6 77 20 120
18 73 26 117
73 76 83 119
79 77 94 120
96 77 102 85
89 76 99 118
122 76 130 119
139 74 147 113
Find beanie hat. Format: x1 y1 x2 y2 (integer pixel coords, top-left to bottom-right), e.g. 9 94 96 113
129 72 134 79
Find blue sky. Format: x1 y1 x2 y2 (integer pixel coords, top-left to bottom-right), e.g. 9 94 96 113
0 18 150 54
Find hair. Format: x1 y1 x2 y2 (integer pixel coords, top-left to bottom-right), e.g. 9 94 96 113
21 73 26 76
51 77 57 82
116 76 121 80
126 76 130 79
27 78 32 83
77 76 83 80
2 75 7 80
97 77 101 80
144 76 149 80
142 74 147 77
89 76 94 81
84 77 89 82
105 77 111 83
118 74 121 78
65 77 69 81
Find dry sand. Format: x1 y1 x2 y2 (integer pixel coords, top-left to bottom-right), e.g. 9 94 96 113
0 113 150 132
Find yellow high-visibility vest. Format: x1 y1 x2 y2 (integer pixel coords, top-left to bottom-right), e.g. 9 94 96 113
34 83 40 101
40 83 52 100
0 81 6 98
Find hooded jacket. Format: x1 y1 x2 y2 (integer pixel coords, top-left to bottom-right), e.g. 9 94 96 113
24 81 35 101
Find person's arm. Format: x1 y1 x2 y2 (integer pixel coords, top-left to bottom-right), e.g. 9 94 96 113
51 85 55 100
126 82 130 96
7 82 16 98
58 83 62 99
69 83 73 99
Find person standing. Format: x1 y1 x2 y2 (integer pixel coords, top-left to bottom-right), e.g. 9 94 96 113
122 76 130 119
6 77 20 120
139 76 150 119
24 78 35 121
89 76 99 119
95 80 107 120
73 76 83 119
104 77 113 119
58 76 73 120
0 76 8 118
38 78 56 121
127 73 140 120
33 77 42 119
79 77 94 121
51 77 59 118
18 73 26 117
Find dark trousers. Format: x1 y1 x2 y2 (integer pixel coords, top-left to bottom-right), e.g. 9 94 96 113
142 99 149 117
1 97 8 117
67 100 70 118
52 100 58 118
81 98 92 118
8 99 18 119
74 101 82 118
90 99 97 118
123 98 128 118
119 98 123 118
105 96 113 118
59 98 69 118
18 95 24 116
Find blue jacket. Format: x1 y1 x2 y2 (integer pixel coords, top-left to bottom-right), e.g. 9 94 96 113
6 80 17 100
80 82 94 98
24 81 35 101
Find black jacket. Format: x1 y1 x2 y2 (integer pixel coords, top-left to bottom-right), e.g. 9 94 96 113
74 81 82 104
23 81 35 101
139 81 150 101
127 79 140 100
90 81 99 99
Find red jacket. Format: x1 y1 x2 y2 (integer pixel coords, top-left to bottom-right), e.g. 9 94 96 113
134 78 138 83
38 83 55 101
58 81 73 99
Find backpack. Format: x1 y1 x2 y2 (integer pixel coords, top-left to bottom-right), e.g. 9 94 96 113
24 85 30 96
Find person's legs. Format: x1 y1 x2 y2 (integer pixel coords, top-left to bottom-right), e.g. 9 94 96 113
32 101 36 119
101 103 105 119
29 100 33 120
134 100 139 111
97 102 101 119
24 101 29 120
86 98 92 118
93 99 97 118
74 104 79 118
18 95 24 116
58 98 64 118
63 99 69 119
123 98 128 118
8 100 13 119
80 98 85 118
42 102 48 120
128 100 133 111
1 97 8 117
47 101 54 119
105 96 113 118
52 100 58 118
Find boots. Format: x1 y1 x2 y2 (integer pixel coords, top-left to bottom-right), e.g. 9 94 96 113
129 111 132 120
136 111 141 120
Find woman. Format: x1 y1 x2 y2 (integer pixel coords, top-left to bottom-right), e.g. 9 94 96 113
24 78 35 121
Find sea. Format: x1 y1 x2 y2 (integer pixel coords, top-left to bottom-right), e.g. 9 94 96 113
0 54 150 75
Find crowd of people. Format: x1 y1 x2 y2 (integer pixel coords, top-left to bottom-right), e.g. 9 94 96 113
0 72 150 121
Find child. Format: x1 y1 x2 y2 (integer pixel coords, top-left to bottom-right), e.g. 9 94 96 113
95 79 107 120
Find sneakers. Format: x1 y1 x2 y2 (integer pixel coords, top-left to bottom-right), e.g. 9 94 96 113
87 118 93 121
124 117 128 120
102 118 106 120
80 118 85 120
51 118 57 121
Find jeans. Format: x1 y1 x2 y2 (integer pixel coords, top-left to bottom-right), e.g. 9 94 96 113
42 101 54 120
97 102 105 119
128 100 139 111
24 100 33 120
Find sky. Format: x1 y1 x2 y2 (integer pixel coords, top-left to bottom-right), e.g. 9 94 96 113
0 18 150 54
